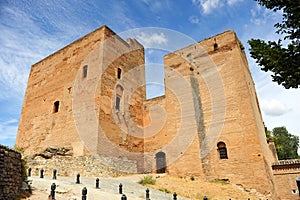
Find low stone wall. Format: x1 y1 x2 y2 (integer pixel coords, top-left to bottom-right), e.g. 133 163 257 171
26 154 137 178
0 144 22 199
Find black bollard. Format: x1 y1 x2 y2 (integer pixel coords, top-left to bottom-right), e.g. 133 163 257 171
53 169 57 180
51 183 56 200
76 173 80 184
119 183 123 194
40 169 44 178
28 168 31 177
82 187 87 200
96 178 100 188
203 196 208 200
173 192 177 200
121 194 127 200
146 188 150 200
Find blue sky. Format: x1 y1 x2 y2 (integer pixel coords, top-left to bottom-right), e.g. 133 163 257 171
0 0 299 148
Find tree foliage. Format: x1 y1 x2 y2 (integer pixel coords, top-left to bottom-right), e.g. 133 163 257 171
271 126 299 160
248 0 300 89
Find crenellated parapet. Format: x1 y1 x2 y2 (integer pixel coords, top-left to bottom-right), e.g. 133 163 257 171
272 159 300 170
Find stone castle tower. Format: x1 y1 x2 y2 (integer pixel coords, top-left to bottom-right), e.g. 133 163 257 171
16 25 278 197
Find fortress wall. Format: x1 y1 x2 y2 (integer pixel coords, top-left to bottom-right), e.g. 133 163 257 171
163 31 276 197
98 27 145 155
16 26 108 155
198 31 275 197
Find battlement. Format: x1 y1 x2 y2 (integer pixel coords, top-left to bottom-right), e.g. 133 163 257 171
272 159 300 170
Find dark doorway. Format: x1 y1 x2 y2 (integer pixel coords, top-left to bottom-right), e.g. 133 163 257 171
156 152 166 173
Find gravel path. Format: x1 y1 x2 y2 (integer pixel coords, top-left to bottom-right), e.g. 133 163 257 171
27 175 191 200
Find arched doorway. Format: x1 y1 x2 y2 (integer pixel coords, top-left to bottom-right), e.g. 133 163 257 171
156 152 166 173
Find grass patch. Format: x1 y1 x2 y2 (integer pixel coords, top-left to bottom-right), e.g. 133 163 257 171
209 179 229 185
158 188 171 193
139 176 156 186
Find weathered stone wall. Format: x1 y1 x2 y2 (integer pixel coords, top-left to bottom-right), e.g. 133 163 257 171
26 154 137 177
163 31 277 198
0 144 22 199
15 26 109 155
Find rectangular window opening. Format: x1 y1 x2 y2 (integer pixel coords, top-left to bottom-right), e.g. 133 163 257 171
53 101 59 113
83 65 88 78
117 68 122 79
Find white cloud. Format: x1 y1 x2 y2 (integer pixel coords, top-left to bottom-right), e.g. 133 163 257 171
227 0 243 6
136 32 168 47
260 99 292 116
0 119 18 141
191 0 243 15
189 15 200 24
193 0 245 14
250 4 281 26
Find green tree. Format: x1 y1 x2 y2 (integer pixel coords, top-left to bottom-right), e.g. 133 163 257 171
248 0 300 89
272 126 299 160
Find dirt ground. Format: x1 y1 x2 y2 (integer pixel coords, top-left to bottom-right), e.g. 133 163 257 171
20 175 270 200
145 175 270 200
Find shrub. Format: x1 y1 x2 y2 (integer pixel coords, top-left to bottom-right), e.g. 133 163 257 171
139 176 156 186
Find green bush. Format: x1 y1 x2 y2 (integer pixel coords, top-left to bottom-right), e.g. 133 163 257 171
139 176 156 186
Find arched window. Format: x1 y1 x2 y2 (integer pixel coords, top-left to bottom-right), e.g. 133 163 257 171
83 65 88 78
217 142 228 159
53 101 60 113
116 96 121 111
115 84 124 111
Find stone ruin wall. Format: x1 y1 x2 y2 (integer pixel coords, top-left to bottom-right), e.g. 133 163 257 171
0 145 22 199
25 146 138 178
